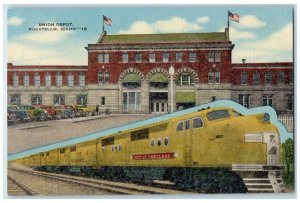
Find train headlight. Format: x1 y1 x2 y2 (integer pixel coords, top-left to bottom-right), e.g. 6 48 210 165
263 113 270 123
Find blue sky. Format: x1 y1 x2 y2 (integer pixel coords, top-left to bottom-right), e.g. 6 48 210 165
6 6 294 65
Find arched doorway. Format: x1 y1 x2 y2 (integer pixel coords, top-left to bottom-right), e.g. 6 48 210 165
147 69 169 114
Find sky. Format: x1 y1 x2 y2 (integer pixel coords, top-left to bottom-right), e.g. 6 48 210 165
6 5 294 65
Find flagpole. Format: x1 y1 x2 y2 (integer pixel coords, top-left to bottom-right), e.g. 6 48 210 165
102 15 105 32
227 10 230 31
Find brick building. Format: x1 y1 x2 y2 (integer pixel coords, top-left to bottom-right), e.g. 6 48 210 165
7 29 293 115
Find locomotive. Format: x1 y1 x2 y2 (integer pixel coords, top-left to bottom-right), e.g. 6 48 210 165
8 101 285 193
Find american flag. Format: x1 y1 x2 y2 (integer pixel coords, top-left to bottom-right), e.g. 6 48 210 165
103 15 112 26
228 11 240 23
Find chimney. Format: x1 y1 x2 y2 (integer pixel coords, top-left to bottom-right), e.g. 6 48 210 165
242 59 246 64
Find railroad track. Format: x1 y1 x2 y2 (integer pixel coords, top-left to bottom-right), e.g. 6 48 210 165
7 175 36 196
8 167 194 195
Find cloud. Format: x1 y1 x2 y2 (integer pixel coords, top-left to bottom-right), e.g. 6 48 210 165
118 17 202 34
8 16 24 26
232 23 293 62
236 15 266 28
7 42 86 65
197 16 210 24
219 26 256 41
18 23 73 43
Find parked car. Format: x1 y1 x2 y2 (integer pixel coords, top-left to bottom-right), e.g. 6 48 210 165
7 109 31 124
74 105 96 116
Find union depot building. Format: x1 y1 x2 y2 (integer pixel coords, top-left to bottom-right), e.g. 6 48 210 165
7 29 293 118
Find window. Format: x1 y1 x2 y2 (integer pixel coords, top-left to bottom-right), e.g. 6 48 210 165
31 94 42 105
77 95 87 105
286 94 293 110
136 53 142 63
209 71 220 84
241 72 248 85
130 129 149 141
265 72 272 85
149 53 155 62
185 120 190 130
157 138 162 147
123 92 141 111
206 110 230 121
56 72 63 86
98 71 103 83
98 53 103 63
208 51 221 62
215 52 220 62
150 139 155 147
104 71 109 82
164 137 169 146
277 72 285 85
189 52 196 62
208 52 214 62
239 94 250 108
13 73 19 87
163 52 169 62
34 73 40 87
54 95 65 105
24 73 29 86
253 71 260 84
262 95 273 107
177 73 195 86
176 52 183 62
79 72 85 86
10 94 21 105
70 146 76 152
67 73 74 87
45 72 51 87
102 137 114 146
60 148 65 154
193 117 204 128
176 121 184 131
122 53 128 63
101 97 105 105
104 53 109 63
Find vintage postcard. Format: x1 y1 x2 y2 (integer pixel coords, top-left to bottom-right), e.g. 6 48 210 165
5 5 294 197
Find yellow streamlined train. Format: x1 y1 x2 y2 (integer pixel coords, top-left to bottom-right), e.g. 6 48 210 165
8 106 284 193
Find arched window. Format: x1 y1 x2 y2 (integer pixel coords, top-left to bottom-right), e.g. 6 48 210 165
122 73 141 88
177 72 195 86
79 72 85 86
241 71 248 85
150 73 168 88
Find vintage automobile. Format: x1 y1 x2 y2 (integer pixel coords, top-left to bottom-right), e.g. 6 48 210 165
7 109 31 124
74 105 96 116
53 105 75 119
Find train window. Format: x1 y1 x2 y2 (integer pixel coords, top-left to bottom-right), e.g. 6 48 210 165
164 137 169 146
157 138 162 147
233 111 243 117
150 139 155 147
70 146 76 152
115 145 118 151
46 152 49 156
176 122 184 131
118 145 122 151
193 117 204 128
102 137 114 146
60 148 65 154
206 110 230 121
111 145 114 152
185 120 191 130
131 129 149 141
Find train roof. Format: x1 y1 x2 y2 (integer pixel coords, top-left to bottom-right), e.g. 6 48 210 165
7 100 292 161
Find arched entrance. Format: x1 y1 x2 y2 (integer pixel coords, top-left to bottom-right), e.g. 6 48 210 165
146 69 169 114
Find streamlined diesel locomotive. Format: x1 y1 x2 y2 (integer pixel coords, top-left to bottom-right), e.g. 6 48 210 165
8 105 284 193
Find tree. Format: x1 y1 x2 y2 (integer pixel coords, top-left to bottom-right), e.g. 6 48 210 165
282 138 294 175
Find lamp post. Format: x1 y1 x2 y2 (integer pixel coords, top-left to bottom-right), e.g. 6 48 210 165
169 65 175 113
